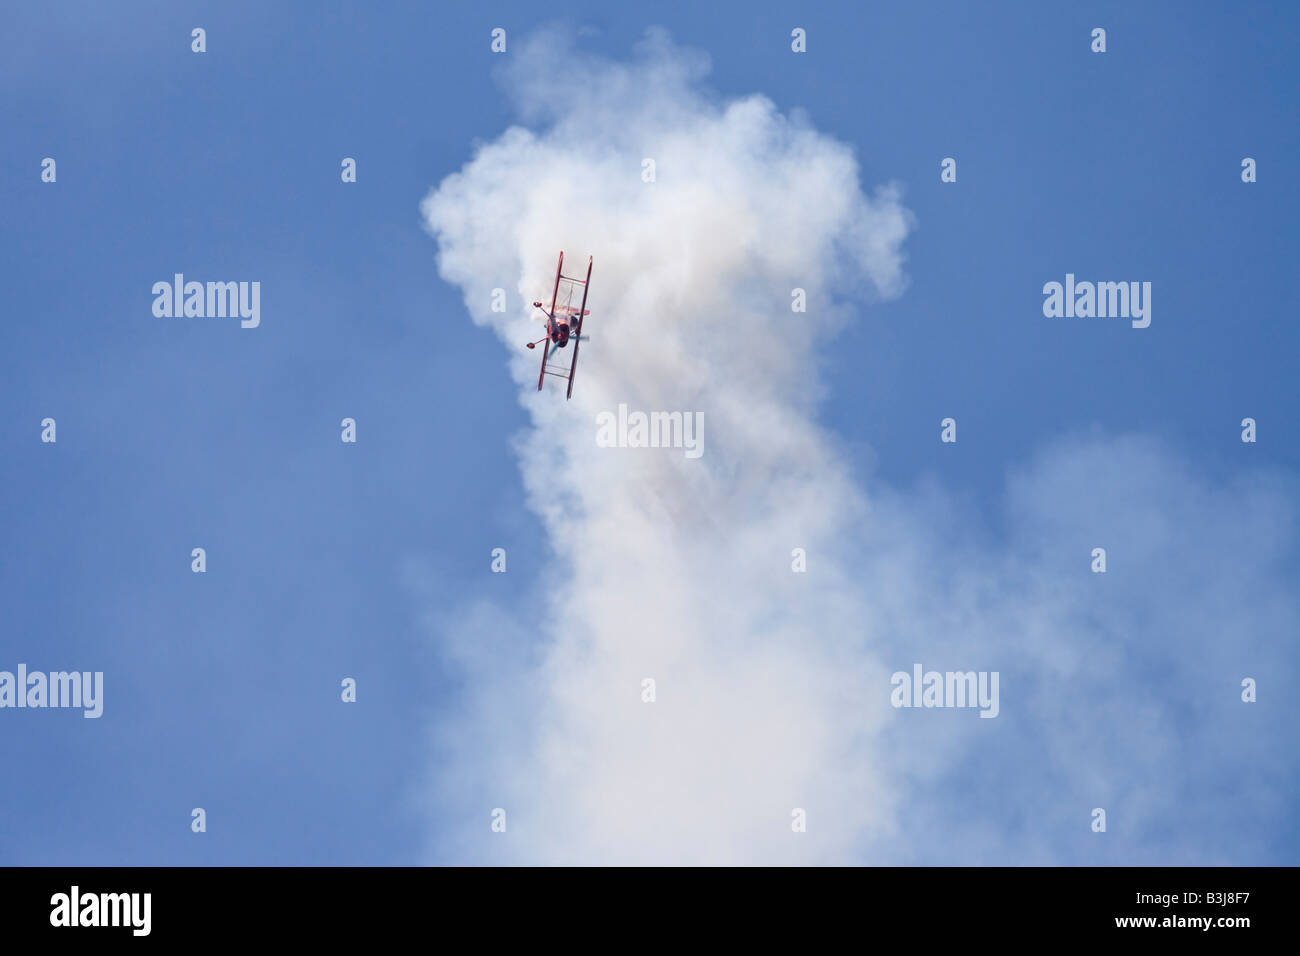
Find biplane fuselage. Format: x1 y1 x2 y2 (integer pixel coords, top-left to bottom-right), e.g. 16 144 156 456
547 315 573 348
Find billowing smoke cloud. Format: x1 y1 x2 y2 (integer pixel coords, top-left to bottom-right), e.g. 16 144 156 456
420 29 1299 865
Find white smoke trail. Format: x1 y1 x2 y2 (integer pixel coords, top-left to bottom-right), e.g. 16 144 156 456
421 28 911 864
420 28 1300 865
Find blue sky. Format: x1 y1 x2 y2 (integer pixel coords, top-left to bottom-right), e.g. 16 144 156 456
1 1 1297 865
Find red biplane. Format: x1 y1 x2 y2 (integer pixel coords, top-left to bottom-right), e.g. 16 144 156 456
526 251 592 399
